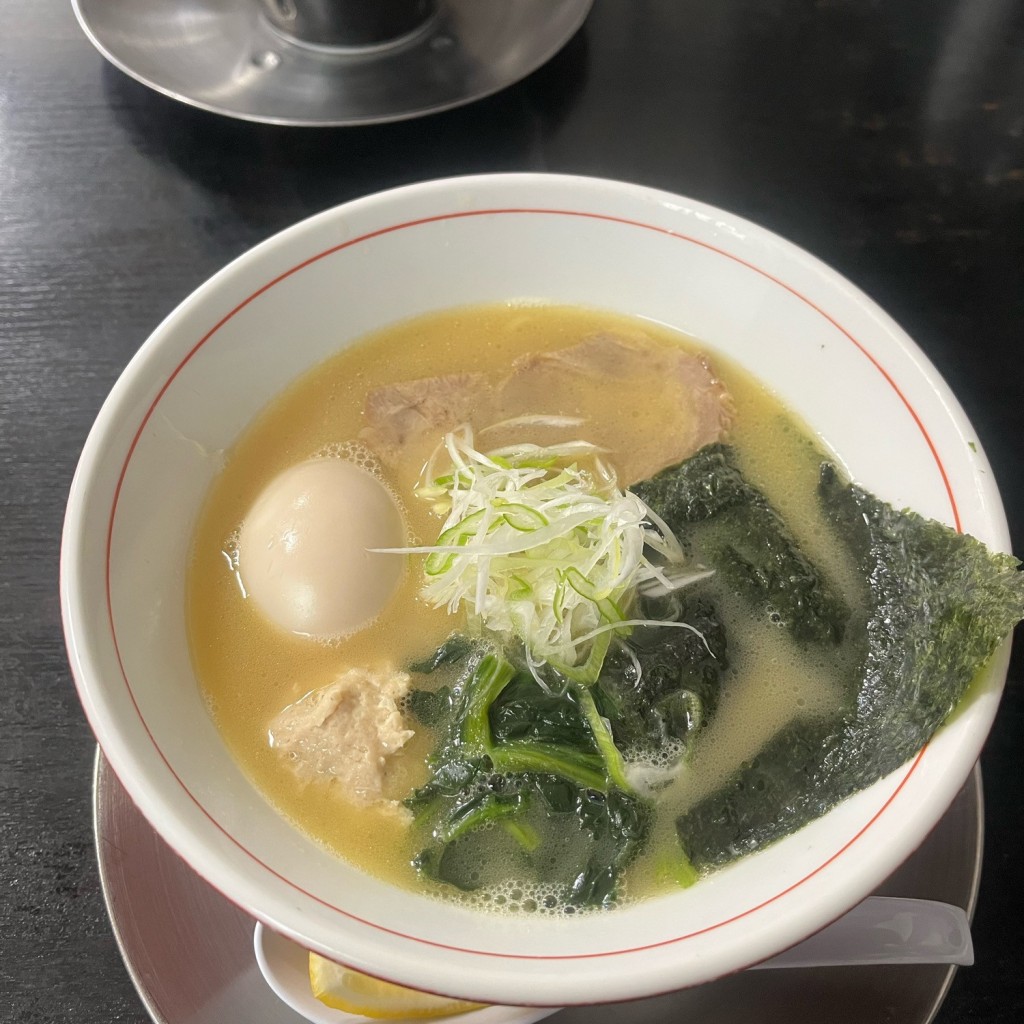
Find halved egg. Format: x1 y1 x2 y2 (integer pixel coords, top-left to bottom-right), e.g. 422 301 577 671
237 458 405 639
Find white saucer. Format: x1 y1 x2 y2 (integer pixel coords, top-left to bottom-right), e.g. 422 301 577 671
71 0 592 126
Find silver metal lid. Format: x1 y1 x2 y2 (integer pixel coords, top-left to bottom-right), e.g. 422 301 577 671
72 0 593 126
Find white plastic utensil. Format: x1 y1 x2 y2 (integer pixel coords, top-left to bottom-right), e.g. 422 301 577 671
253 923 560 1024
254 897 972 1022
752 896 974 969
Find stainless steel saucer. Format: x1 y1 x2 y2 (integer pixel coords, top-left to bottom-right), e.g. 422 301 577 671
93 750 983 1024
71 0 593 126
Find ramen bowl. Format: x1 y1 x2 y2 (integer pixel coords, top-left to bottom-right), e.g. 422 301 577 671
61 173 1011 1006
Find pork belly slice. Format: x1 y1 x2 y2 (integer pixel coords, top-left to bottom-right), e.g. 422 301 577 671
269 667 414 812
360 372 489 459
495 333 735 485
358 333 734 487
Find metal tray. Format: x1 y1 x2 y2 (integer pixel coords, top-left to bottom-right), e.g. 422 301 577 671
72 0 592 126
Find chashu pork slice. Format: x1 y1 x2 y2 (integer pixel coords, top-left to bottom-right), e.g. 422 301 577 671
357 333 735 488
360 372 490 467
492 333 735 485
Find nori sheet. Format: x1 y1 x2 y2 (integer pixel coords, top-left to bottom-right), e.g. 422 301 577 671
670 458 1024 869
632 444 849 645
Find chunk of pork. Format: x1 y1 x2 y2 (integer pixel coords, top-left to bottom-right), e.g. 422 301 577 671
269 668 413 809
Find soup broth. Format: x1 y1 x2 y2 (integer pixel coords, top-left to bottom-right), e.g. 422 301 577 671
187 304 851 903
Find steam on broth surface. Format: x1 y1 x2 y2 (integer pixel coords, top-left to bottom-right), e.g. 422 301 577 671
187 303 1019 910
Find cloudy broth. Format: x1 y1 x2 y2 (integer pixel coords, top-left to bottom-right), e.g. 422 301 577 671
187 304 850 902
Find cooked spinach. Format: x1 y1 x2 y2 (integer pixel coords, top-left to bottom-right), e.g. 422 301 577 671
675 459 1024 870
412 770 652 907
595 593 727 755
405 686 452 728
404 636 703 907
489 672 597 750
404 634 477 727
408 633 474 674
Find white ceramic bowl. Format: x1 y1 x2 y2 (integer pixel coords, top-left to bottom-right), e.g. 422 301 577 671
61 173 1011 1007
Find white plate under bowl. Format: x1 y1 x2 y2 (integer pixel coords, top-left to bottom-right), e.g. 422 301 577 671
62 173 1013 1007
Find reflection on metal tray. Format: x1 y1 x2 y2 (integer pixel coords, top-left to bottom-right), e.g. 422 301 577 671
93 751 982 1024
71 0 593 126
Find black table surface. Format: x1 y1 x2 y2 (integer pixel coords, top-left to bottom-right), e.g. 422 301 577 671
2 2 1022 1021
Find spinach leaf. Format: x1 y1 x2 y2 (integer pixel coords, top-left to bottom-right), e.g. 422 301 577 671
406 633 479 727
413 772 652 908
490 672 597 751
408 633 474 674
405 645 656 907
566 787 653 907
405 686 452 727
595 593 728 756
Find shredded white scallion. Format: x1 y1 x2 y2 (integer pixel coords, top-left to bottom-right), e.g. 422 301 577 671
478 414 586 435
376 426 705 680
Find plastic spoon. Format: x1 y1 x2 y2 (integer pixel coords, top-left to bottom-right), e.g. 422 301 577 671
752 896 974 969
254 897 973 1022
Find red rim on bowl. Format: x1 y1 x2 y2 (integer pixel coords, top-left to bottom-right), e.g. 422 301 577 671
60 174 1010 1005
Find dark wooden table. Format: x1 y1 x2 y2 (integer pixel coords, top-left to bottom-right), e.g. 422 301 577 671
2 2 1022 1021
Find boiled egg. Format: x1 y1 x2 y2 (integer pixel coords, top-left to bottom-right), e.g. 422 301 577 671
236 458 404 639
